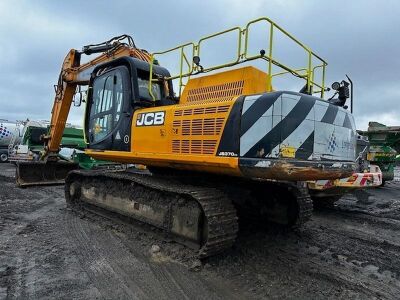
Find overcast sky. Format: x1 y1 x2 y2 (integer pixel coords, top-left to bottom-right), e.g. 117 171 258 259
0 0 399 130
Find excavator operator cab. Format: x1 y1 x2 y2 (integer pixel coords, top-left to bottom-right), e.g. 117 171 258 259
85 56 174 152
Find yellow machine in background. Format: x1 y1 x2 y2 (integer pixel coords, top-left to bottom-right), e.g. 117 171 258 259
17 18 357 257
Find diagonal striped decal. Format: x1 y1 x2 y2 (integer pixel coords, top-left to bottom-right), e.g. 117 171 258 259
333 109 346 126
343 113 353 129
277 103 329 160
295 131 315 160
241 94 280 136
268 99 329 158
241 94 262 114
240 106 273 156
321 104 338 124
267 105 318 158
243 96 316 157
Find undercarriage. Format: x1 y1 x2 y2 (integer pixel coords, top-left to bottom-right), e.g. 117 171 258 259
65 169 313 257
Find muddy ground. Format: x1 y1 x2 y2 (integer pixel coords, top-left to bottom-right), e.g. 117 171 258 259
1 163 400 299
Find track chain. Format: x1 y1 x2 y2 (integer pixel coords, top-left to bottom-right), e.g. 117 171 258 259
288 182 313 228
65 169 238 258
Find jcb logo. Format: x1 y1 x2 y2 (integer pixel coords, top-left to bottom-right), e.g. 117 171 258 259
136 111 165 126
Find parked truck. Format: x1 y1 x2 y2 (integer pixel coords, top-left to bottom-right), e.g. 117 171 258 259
309 134 382 207
0 119 24 162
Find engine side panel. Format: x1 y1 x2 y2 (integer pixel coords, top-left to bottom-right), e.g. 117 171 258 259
86 97 242 175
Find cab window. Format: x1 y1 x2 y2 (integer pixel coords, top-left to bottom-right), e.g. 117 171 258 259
137 70 163 102
89 69 123 143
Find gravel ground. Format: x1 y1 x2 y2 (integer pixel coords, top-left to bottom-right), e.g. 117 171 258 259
1 163 400 299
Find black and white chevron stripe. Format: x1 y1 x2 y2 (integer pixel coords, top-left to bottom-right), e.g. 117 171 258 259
239 91 355 160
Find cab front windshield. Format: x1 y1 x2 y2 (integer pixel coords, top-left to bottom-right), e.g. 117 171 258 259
89 70 123 143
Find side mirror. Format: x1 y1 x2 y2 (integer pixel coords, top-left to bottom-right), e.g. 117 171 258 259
73 92 82 107
73 88 87 107
81 90 87 103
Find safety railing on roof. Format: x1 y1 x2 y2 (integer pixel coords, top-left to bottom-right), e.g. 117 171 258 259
148 17 328 101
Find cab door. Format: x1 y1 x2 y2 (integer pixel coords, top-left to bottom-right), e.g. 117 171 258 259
87 66 132 151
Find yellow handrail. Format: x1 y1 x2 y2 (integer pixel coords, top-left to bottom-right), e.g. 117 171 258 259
148 17 328 101
197 26 242 71
149 42 195 101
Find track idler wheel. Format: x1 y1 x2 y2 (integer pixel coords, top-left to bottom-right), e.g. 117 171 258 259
65 175 81 205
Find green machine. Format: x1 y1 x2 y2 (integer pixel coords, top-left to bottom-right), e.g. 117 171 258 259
360 122 400 184
21 126 86 153
11 123 113 170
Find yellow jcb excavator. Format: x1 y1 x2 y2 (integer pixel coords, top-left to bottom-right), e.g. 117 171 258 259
16 18 357 256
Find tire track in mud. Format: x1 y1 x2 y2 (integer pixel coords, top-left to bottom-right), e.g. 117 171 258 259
1 182 104 299
302 182 400 299
64 210 240 300
0 183 56 299
204 201 400 300
66 212 158 299
3 163 400 300
301 210 400 299
121 235 244 300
